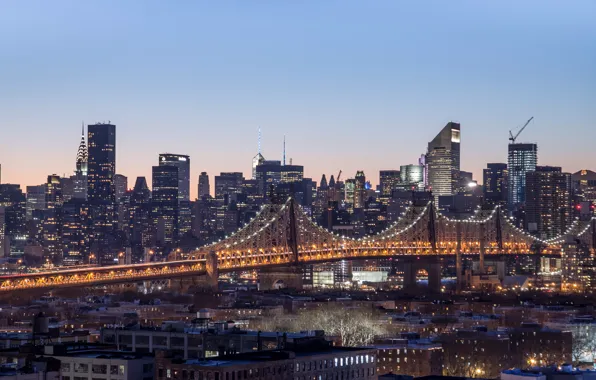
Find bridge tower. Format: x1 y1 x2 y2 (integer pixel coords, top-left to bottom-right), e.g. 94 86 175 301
258 197 304 291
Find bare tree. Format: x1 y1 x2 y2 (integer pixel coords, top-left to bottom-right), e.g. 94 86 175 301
570 324 596 364
291 305 386 347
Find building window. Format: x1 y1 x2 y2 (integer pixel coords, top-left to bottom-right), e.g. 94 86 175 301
61 363 71 372
92 365 107 374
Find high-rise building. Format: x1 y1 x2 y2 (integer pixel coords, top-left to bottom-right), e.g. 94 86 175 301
281 165 304 184
483 163 508 206
26 185 46 220
426 122 461 202
198 172 210 199
61 198 89 264
61 177 74 203
73 123 88 200
44 175 63 258
152 165 179 246
128 177 152 261
159 154 190 202
572 170 596 204
87 123 116 260
0 184 27 257
353 171 366 209
114 174 128 201
344 178 356 212
251 128 265 180
399 164 425 190
215 172 244 202
508 143 537 211
256 161 282 197
525 166 571 238
88 123 116 203
379 170 401 196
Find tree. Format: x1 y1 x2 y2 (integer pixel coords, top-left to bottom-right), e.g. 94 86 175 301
291 305 386 347
570 323 596 364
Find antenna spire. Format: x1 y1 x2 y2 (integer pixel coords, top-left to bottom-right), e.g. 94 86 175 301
283 135 286 166
258 127 261 155
81 121 85 136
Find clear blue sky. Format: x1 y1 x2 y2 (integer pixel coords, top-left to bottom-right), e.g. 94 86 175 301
1 1 595 197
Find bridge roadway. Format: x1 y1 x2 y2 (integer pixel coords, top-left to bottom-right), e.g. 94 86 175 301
0 198 591 293
0 246 553 293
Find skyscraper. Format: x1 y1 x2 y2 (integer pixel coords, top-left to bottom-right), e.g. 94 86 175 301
88 123 116 203
399 164 425 190
379 170 401 196
128 177 152 261
483 163 508 206
215 172 244 201
159 154 190 202
256 161 282 197
87 123 116 261
508 143 537 211
525 166 571 238
26 185 46 220
252 128 265 180
114 174 128 201
281 165 304 184
152 165 179 246
73 122 88 200
44 175 63 258
426 122 461 201
198 172 210 199
353 171 366 209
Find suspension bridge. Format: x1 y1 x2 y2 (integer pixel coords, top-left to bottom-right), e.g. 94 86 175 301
0 198 594 293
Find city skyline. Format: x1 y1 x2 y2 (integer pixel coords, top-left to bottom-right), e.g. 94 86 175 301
2 1 595 198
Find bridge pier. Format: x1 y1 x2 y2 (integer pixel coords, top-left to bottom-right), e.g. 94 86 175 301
402 258 442 293
428 258 442 293
259 266 303 291
403 259 417 292
456 223 463 294
205 251 219 292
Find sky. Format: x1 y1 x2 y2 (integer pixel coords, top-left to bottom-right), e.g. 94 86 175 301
1 1 595 198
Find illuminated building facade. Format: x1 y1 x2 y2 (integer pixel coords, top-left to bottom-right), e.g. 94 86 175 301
354 171 366 209
379 170 400 196
426 122 461 202
399 164 425 190
159 154 190 202
508 143 537 211
44 175 63 258
572 169 596 204
26 185 46 220
280 164 304 184
87 123 116 260
73 123 88 200
61 198 89 264
256 161 282 197
525 166 571 238
0 184 27 257
215 172 244 202
152 165 179 246
483 163 508 206
159 154 191 235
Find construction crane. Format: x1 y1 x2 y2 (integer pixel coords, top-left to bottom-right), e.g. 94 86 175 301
336 170 342 184
509 117 534 144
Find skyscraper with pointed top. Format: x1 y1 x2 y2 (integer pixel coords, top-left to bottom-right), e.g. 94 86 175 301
252 127 265 180
73 122 88 200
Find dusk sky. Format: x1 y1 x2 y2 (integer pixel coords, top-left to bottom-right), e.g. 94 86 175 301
1 1 595 198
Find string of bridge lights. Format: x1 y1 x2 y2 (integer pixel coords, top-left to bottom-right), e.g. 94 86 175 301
197 197 596 255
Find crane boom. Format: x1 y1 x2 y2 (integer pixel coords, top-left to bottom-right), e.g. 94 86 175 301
336 170 342 183
509 117 534 144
